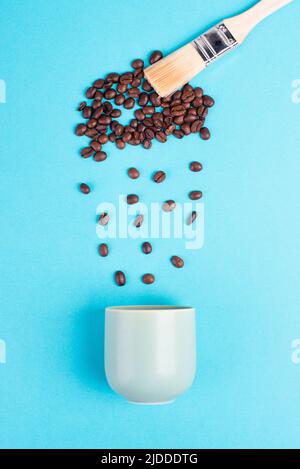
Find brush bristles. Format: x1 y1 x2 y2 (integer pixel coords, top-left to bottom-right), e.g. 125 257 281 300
144 43 205 98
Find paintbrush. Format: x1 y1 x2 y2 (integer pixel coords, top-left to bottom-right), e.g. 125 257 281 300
144 0 294 97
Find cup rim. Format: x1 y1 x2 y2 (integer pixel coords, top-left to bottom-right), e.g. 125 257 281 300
106 305 194 313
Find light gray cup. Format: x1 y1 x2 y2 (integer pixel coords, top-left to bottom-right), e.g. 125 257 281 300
105 306 196 405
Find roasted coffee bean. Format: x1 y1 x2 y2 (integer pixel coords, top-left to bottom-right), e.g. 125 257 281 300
189 161 203 172
153 170 166 183
109 133 116 143
192 97 203 108
81 147 93 158
114 94 125 106
75 124 87 136
149 93 161 107
98 212 109 225
143 118 153 128
94 90 103 100
187 211 197 225
134 214 144 228
171 255 184 268
184 113 198 124
130 119 138 128
133 67 144 78
103 101 113 113
127 167 140 179
99 243 109 257
200 127 211 140
87 118 97 129
86 86 97 99
111 109 121 118
143 106 155 115
78 101 86 111
162 200 176 212
203 95 215 107
115 124 124 136
149 50 163 64
155 131 167 143
128 87 140 98
79 183 91 194
131 58 144 69
94 151 107 162
137 123 146 132
189 190 202 200
142 80 153 92
93 79 105 89
116 139 125 150
194 87 203 97
173 115 184 125
92 99 102 110
173 130 184 139
83 106 92 119
98 116 111 125
106 72 120 83
170 104 185 116
144 128 155 140
142 242 152 254
93 107 104 119
85 129 98 138
122 132 132 142
162 107 171 117
97 125 108 133
104 89 116 100
142 273 155 284
181 123 191 135
124 97 135 109
117 83 127 93
165 124 176 135
127 194 139 205
98 134 109 144
134 109 145 121
90 140 102 152
153 119 163 129
183 84 193 93
115 270 126 286
138 92 149 106
143 139 152 149
201 107 208 118
191 120 203 133
120 72 133 84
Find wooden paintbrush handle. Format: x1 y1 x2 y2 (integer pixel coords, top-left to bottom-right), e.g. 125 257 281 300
224 0 294 44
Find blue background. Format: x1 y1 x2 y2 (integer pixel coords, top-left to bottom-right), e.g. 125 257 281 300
1 0 300 449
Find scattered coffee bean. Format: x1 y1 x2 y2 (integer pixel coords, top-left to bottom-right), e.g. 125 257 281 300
142 273 155 284
98 212 109 225
149 50 163 64
78 101 87 111
81 147 93 158
124 97 135 109
134 214 144 228
115 270 126 286
189 190 202 200
99 243 109 257
94 151 107 162
86 86 96 99
155 131 167 143
187 211 197 225
127 194 139 205
79 183 91 194
189 161 203 172
90 140 102 152
98 134 109 144
162 200 176 212
75 124 87 136
171 255 184 268
127 167 140 179
143 139 152 149
200 127 211 140
131 59 144 69
142 242 152 254
153 170 166 183
203 95 215 107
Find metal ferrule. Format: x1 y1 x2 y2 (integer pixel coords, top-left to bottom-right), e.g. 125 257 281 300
193 23 238 66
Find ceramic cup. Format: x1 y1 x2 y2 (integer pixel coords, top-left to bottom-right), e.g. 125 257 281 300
105 306 196 404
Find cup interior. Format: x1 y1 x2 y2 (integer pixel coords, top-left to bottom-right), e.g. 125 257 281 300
106 305 193 312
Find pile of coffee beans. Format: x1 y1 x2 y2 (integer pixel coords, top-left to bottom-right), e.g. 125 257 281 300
75 50 214 161
76 50 214 286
